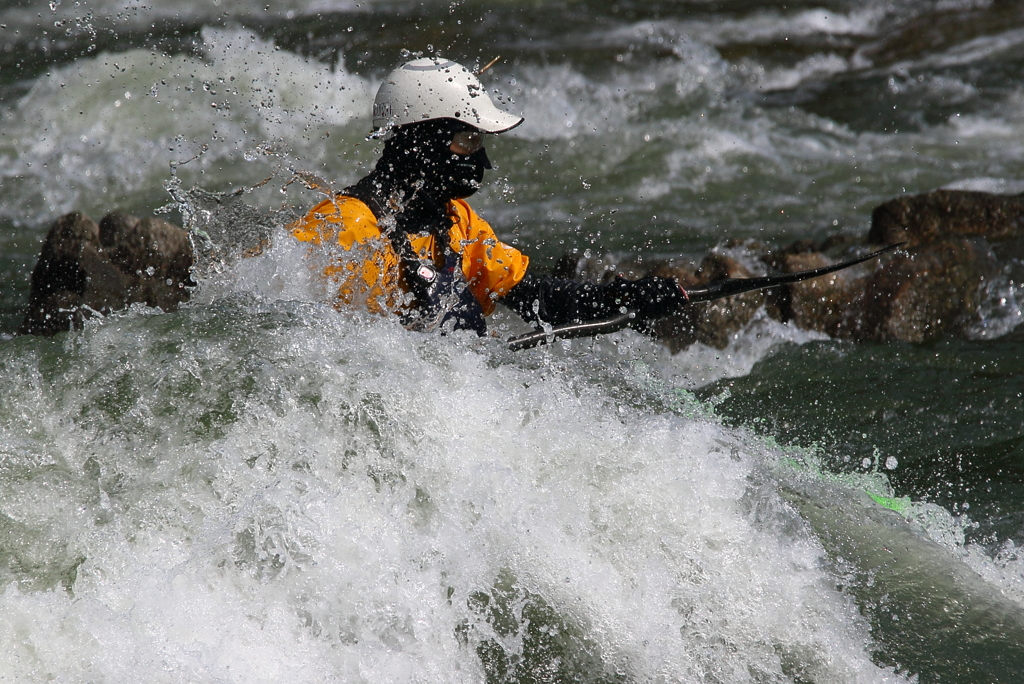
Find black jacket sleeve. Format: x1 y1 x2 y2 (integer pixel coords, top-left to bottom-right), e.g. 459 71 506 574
500 272 688 327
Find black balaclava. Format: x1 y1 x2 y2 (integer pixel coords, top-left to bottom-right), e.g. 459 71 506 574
354 119 492 238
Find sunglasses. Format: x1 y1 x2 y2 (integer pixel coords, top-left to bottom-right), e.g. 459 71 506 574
450 130 485 155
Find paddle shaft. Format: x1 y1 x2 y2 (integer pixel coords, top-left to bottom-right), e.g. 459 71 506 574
507 244 901 352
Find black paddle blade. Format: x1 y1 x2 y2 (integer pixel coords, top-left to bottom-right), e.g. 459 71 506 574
685 243 902 303
506 243 902 352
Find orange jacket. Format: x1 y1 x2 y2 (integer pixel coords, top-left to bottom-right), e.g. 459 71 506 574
289 195 529 316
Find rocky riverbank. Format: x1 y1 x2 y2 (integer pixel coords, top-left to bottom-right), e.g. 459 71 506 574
18 189 1024 348
563 189 1023 349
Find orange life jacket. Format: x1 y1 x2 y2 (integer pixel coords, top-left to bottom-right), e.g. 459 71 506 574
288 195 529 317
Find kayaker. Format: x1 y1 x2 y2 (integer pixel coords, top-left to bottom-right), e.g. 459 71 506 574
290 57 688 335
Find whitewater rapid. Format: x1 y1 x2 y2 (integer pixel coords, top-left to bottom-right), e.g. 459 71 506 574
0 254 913 682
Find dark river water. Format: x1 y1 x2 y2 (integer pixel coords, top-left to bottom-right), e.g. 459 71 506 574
1 1 1023 682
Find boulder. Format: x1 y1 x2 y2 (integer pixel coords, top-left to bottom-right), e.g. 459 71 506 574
19 212 194 336
762 237 999 344
857 237 999 343
646 253 765 351
868 190 1024 247
764 250 871 339
97 213 195 311
759 190 1016 345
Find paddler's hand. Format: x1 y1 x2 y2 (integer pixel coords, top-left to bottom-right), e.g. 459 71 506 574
607 275 689 324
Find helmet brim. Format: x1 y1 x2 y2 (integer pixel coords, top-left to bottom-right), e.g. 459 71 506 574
469 109 524 135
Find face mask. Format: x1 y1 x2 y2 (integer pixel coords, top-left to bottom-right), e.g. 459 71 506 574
441 146 492 199
382 121 493 202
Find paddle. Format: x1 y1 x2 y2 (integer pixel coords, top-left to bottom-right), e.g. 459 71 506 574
507 243 902 351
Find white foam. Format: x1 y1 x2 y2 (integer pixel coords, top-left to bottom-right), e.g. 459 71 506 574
563 309 831 391
0 26 372 225
915 26 1024 70
0 0 370 35
942 177 1024 194
675 6 885 47
753 53 851 93
505 49 725 142
0 296 909 682
189 225 330 307
964 540 1024 610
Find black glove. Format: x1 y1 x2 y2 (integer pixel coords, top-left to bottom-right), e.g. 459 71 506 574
502 273 688 327
602 275 689 323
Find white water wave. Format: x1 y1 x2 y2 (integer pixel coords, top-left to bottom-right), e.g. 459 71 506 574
0 0 370 36
902 26 1024 72
503 47 726 143
746 53 852 93
674 6 887 46
0 296 911 683
0 25 373 226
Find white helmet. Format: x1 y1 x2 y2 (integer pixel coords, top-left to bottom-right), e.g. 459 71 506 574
372 58 523 136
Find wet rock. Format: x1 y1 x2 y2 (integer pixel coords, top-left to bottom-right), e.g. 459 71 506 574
19 212 194 336
858 237 999 343
763 238 999 344
869 189 1024 247
98 212 195 310
764 250 871 339
773 190 1016 344
646 253 765 352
